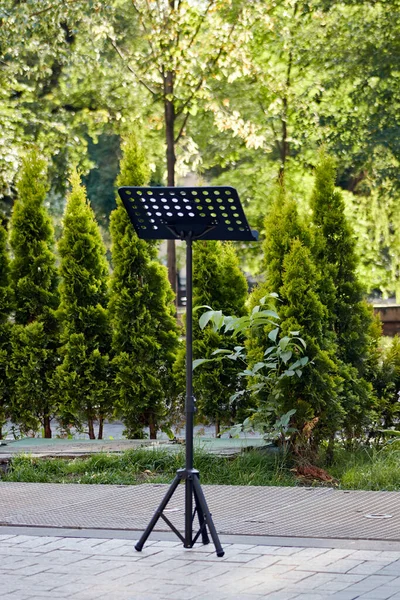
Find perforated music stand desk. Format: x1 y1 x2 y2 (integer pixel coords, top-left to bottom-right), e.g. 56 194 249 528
118 186 258 557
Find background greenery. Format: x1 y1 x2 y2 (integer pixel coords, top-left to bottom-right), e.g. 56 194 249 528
2 0 400 297
2 1 400 483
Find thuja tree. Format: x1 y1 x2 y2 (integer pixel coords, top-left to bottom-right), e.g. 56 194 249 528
9 153 59 438
310 154 379 441
0 218 12 438
57 171 111 440
109 133 179 439
176 240 248 435
277 239 343 445
251 189 342 449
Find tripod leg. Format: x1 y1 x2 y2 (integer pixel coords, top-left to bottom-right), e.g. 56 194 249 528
192 476 224 557
135 474 181 552
193 476 210 546
184 477 193 548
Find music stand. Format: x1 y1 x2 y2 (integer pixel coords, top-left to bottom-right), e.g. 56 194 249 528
118 186 258 557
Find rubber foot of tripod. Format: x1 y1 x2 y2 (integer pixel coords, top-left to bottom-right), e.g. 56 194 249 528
217 551 225 557
135 544 143 552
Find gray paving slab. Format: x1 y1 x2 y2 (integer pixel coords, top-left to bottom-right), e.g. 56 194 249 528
0 482 400 542
1 534 400 600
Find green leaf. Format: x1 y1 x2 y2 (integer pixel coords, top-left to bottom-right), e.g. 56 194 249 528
199 310 214 330
254 309 280 320
268 327 280 342
280 350 292 364
192 358 212 370
264 346 276 357
193 305 213 312
279 336 290 351
283 369 295 377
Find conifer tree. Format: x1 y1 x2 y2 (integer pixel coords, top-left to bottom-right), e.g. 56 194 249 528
177 240 248 435
310 154 378 440
278 240 343 440
9 152 59 438
261 187 311 294
251 188 342 447
57 171 111 439
0 219 12 438
109 133 179 439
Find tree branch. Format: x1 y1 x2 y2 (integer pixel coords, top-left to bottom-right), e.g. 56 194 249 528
108 38 158 96
28 0 82 18
131 0 157 56
174 111 190 144
175 76 204 116
176 22 235 117
186 0 216 51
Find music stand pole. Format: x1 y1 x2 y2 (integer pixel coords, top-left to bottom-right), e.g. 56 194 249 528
118 185 257 557
185 233 194 547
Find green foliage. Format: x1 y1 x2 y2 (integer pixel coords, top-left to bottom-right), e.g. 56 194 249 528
10 317 59 437
194 297 309 445
83 134 121 225
109 133 179 438
329 444 400 492
56 170 111 438
186 240 248 432
261 188 310 294
0 220 12 437
373 336 400 431
277 239 343 442
251 188 342 448
310 153 378 440
2 448 295 487
10 153 58 325
8 153 59 437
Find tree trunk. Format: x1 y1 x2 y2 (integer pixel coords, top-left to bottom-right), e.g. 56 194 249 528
279 3 296 182
164 69 177 301
43 415 52 439
215 420 220 437
0 426 3 440
98 416 104 440
88 417 95 440
149 414 157 440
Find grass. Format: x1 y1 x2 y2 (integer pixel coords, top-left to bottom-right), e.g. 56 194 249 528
328 443 400 491
1 448 295 487
3 443 400 490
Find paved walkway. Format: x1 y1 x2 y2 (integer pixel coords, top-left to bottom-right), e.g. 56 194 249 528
1 533 400 600
1 482 400 598
0 436 266 459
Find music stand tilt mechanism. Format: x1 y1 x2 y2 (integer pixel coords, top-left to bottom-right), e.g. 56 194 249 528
118 186 258 557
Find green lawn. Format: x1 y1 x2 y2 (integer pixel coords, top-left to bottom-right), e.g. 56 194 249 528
2 444 400 491
1 448 295 486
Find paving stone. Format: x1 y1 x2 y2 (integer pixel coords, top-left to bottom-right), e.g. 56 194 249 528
327 593 362 600
1 533 400 600
348 562 393 575
376 562 400 576
298 558 364 574
358 591 400 600
258 593 297 600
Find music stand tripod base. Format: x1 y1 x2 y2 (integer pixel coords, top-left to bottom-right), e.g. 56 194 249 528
118 186 258 556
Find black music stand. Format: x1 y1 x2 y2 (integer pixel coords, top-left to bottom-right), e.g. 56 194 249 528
118 186 258 557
